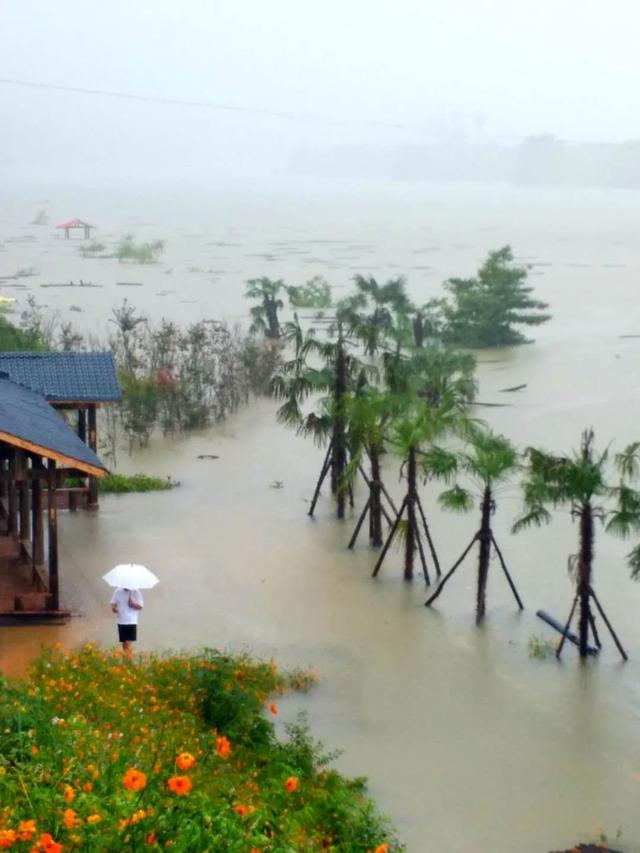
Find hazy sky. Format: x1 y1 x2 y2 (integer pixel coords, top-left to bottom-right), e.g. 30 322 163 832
1 0 639 183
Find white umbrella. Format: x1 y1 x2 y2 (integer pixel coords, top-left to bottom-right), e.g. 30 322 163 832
102 564 159 589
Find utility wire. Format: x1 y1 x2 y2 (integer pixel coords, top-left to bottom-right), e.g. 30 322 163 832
0 76 436 135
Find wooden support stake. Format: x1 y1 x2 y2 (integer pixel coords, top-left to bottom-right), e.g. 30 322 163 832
414 525 431 585
372 495 408 578
556 595 578 659
425 534 479 607
589 587 628 662
416 495 441 577
7 453 17 534
348 496 371 549
490 533 524 610
308 442 333 517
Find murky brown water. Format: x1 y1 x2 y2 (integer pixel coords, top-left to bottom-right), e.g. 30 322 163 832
2 181 640 852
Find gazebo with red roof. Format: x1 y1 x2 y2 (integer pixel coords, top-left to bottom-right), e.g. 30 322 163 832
56 218 94 240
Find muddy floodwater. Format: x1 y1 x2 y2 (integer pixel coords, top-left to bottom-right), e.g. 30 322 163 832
2 180 640 852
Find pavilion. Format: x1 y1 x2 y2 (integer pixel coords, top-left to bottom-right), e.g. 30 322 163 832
0 352 120 509
56 218 95 239
0 375 108 616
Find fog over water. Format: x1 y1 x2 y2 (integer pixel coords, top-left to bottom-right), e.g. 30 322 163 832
3 2 640 851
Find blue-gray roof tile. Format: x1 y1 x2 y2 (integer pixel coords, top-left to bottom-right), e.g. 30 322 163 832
0 352 120 402
0 377 106 473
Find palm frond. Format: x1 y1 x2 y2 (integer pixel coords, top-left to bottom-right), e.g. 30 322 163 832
511 504 552 533
615 441 640 481
606 484 640 538
422 446 459 483
626 543 640 580
439 485 474 513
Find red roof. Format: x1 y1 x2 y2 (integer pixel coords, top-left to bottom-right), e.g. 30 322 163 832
56 218 94 228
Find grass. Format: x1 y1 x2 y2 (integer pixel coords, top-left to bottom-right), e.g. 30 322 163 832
0 645 398 852
100 474 178 494
116 236 165 264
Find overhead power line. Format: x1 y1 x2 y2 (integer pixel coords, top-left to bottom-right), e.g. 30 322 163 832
0 76 436 135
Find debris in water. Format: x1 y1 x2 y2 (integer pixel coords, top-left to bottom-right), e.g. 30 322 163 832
499 384 527 392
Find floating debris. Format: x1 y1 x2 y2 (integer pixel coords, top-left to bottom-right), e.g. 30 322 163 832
500 384 527 392
116 282 144 287
197 454 219 460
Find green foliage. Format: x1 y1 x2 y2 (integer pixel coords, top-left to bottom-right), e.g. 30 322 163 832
99 473 176 494
0 645 396 852
287 276 332 308
116 234 165 264
514 429 640 578
437 245 551 348
527 635 557 659
0 306 48 352
79 240 108 258
245 277 286 338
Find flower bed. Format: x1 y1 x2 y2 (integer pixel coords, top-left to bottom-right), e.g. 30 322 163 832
0 645 398 851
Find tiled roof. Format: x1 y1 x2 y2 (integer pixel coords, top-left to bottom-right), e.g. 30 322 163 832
0 352 121 402
0 377 107 475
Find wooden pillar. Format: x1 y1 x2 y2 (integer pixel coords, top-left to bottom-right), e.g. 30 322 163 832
77 408 87 442
32 459 44 566
47 459 59 610
7 452 17 535
17 451 30 542
88 404 98 509
0 458 5 499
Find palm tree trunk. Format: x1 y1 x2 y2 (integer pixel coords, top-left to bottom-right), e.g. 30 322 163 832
577 502 594 659
404 446 417 580
412 311 425 348
476 485 492 625
332 335 347 518
265 296 280 338
370 444 383 546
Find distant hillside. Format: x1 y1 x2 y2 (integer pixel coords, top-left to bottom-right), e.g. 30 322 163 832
288 136 640 189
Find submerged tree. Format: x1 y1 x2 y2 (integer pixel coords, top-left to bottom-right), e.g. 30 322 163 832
245 277 286 339
425 429 524 624
437 246 551 348
513 429 640 660
343 387 397 548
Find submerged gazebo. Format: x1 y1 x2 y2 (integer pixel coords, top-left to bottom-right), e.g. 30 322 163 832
0 376 108 616
56 218 94 239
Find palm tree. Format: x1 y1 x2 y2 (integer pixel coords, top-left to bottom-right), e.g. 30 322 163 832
343 387 397 548
425 429 524 624
512 429 640 660
245 277 286 339
271 315 367 519
372 393 467 582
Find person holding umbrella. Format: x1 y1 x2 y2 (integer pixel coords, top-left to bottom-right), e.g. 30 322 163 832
103 564 159 655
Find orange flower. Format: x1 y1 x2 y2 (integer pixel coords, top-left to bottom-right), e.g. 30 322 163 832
373 845 390 853
269 703 278 715
0 830 17 850
250 849 263 853
82 782 93 793
234 804 248 817
36 834 62 853
18 820 36 842
167 775 192 796
216 735 231 759
63 808 80 829
86 815 102 825
123 768 147 791
145 832 157 845
63 785 75 803
284 776 299 792
176 752 196 771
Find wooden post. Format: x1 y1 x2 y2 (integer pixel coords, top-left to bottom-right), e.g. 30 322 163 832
7 452 17 534
77 409 86 442
0 458 5 499
17 450 30 542
88 403 98 509
47 459 59 610
32 459 44 566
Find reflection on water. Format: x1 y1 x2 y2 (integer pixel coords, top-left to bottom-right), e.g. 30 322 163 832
2 181 640 852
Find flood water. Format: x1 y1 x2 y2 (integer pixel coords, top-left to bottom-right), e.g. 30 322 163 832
2 179 640 852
